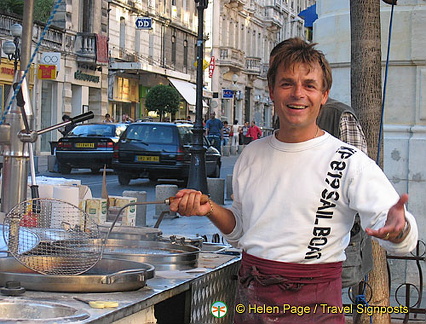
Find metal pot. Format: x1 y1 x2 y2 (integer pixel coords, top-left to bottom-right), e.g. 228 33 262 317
0 257 155 293
99 239 200 270
98 225 162 241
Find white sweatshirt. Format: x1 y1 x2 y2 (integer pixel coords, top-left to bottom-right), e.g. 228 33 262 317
225 132 418 264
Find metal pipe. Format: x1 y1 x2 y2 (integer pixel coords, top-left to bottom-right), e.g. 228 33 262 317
0 0 34 213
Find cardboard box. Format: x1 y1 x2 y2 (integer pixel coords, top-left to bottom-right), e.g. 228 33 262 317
85 198 108 224
107 196 137 226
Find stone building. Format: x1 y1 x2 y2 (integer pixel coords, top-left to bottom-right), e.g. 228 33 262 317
1 0 313 154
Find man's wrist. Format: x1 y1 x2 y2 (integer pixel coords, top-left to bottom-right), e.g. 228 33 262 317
391 220 411 243
205 199 214 217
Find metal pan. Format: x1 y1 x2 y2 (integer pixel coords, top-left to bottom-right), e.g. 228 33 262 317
67 239 200 271
100 240 200 270
0 257 155 292
98 225 162 241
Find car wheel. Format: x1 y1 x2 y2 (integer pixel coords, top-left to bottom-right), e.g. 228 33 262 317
58 163 71 175
118 173 131 185
91 167 100 174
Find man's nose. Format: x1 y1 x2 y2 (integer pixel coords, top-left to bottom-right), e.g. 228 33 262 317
292 84 305 98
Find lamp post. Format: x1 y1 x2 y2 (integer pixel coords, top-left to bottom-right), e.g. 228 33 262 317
2 23 23 74
187 0 209 193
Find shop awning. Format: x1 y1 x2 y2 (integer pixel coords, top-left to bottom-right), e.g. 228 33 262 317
298 4 318 28
168 77 197 106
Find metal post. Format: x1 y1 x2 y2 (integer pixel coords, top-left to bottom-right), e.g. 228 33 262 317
187 0 209 193
0 0 35 213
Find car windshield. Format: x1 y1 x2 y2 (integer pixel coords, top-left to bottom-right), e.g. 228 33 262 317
177 126 193 145
68 124 120 137
125 124 176 144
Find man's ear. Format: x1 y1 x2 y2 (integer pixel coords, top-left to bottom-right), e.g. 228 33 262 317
321 90 329 106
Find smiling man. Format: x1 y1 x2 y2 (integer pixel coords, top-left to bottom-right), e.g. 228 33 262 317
170 38 418 323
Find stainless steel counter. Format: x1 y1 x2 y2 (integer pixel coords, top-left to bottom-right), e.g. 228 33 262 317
1 253 241 323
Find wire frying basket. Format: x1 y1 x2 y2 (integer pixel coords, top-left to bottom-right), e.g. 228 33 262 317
3 198 104 275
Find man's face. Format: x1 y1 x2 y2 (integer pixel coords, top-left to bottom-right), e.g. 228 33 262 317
269 62 329 132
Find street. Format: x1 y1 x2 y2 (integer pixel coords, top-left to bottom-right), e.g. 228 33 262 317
38 153 238 199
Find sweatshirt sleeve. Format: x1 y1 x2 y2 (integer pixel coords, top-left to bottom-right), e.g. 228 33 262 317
348 157 419 255
371 210 418 256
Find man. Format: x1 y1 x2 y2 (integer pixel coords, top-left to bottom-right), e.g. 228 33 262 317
103 113 115 123
273 40 372 288
247 120 262 141
58 114 74 136
169 38 417 323
205 112 223 152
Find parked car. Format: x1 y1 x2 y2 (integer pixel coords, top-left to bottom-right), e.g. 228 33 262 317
56 123 128 174
112 122 221 185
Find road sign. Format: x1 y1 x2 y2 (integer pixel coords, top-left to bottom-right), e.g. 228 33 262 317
222 89 234 99
135 17 153 30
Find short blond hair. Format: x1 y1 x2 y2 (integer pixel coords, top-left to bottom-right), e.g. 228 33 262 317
268 38 332 92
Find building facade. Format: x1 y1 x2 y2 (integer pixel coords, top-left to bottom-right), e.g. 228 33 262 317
206 0 308 128
1 0 313 155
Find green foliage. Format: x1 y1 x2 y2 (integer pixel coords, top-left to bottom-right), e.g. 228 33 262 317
145 85 181 121
34 0 55 23
0 0 54 23
0 0 24 16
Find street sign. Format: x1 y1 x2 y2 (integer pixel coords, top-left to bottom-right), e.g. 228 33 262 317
222 89 234 99
208 56 215 78
38 64 57 80
135 17 153 30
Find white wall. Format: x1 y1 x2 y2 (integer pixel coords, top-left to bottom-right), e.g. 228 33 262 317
315 0 426 253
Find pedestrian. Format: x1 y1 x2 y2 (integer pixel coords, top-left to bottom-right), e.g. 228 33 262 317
241 121 250 144
122 113 134 124
205 112 223 152
247 120 262 140
169 37 418 323
231 120 240 148
221 121 231 147
58 114 74 136
103 113 115 123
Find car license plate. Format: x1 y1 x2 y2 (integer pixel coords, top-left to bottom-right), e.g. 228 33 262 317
137 155 159 162
75 143 95 148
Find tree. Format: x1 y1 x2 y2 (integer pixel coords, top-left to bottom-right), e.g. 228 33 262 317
350 0 390 323
145 85 181 121
0 0 54 23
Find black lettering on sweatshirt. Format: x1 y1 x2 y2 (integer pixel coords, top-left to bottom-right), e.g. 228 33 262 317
304 146 356 260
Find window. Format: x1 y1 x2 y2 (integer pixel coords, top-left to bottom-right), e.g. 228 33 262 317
171 35 176 65
120 17 126 50
183 40 188 69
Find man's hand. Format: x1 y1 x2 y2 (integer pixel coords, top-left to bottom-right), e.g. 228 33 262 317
169 189 212 217
365 194 409 243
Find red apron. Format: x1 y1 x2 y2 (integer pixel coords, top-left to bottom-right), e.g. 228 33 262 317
234 252 344 324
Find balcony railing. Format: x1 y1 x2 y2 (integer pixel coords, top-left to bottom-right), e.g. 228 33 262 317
75 32 97 64
245 57 261 75
218 47 244 70
264 6 284 29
